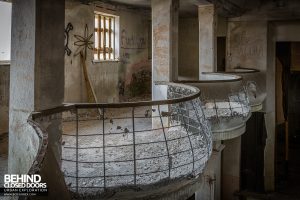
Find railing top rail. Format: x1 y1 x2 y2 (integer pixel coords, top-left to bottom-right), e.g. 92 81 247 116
224 67 260 74
176 72 243 83
31 81 201 119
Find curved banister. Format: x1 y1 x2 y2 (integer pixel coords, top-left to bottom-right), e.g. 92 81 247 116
26 119 49 175
31 82 201 119
224 67 266 112
225 67 260 74
26 81 212 199
176 73 251 140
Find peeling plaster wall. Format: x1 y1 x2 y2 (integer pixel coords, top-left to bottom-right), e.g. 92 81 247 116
226 21 268 72
64 2 151 103
0 64 9 136
178 17 199 80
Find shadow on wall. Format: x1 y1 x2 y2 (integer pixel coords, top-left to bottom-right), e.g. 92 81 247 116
118 58 151 101
128 69 151 97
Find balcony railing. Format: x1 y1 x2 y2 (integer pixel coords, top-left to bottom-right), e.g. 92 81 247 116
27 82 212 198
177 73 251 140
225 67 266 112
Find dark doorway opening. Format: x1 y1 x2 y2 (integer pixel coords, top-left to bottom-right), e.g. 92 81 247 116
275 42 300 198
217 37 226 72
240 112 266 193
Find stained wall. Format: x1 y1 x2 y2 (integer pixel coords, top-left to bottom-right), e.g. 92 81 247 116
64 2 151 103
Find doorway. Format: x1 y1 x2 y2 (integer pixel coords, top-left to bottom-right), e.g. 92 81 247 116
275 42 300 197
217 37 226 72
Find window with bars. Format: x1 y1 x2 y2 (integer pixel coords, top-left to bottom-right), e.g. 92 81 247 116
94 13 118 61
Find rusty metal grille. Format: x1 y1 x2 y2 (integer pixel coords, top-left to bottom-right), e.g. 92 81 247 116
177 73 251 139
29 82 212 197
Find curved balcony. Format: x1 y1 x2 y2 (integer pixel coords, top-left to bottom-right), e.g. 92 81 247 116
27 82 212 199
225 68 266 112
178 73 251 141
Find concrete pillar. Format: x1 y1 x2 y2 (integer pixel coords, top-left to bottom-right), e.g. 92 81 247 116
198 4 217 75
195 142 224 200
9 0 65 174
222 137 242 200
151 0 178 127
152 0 178 88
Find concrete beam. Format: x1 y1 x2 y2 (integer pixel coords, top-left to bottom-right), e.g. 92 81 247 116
198 4 217 75
9 0 65 174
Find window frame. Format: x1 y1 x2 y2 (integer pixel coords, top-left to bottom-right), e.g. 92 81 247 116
94 11 119 62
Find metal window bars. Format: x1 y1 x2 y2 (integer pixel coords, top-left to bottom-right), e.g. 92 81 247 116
94 13 116 60
28 82 212 198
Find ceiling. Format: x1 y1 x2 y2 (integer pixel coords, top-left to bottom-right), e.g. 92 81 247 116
2 0 288 18
82 0 269 17
82 0 214 17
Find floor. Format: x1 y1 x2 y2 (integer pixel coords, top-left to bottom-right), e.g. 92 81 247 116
239 125 300 200
274 134 300 200
61 106 210 196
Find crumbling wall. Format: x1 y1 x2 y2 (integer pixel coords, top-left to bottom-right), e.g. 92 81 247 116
64 2 151 103
226 21 268 72
119 15 151 99
0 63 9 136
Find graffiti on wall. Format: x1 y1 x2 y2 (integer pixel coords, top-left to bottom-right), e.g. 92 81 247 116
65 23 73 56
74 24 94 60
231 30 264 58
121 29 147 50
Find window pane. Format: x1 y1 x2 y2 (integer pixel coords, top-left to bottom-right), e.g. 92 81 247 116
94 13 117 60
95 32 99 49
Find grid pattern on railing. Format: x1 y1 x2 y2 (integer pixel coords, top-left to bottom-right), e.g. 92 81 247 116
201 88 250 124
30 83 212 197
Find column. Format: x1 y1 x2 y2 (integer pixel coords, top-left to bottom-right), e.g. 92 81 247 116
152 0 179 127
222 137 242 200
152 0 178 96
198 4 217 76
9 0 65 174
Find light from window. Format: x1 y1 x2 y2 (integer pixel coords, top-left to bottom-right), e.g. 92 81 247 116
0 2 12 61
94 13 116 61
